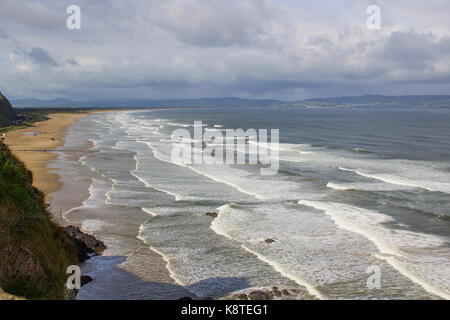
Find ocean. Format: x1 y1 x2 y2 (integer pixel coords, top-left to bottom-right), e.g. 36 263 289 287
50 107 450 300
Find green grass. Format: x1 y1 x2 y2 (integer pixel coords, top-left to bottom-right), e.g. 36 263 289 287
0 143 78 299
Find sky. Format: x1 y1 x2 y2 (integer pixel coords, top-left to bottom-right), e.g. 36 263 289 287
0 0 450 101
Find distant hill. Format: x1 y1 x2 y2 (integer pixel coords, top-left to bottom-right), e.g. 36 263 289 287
12 97 284 108
0 92 17 127
285 95 450 109
10 95 450 109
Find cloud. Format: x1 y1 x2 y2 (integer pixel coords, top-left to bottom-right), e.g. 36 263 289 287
0 0 450 100
66 58 79 66
0 0 61 30
26 47 58 67
148 0 278 47
381 32 436 69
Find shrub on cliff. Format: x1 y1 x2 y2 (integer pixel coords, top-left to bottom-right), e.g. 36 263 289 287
0 142 78 299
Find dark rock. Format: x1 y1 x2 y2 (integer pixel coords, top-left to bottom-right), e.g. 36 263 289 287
179 296 193 300
265 238 276 244
205 212 218 218
63 226 106 262
281 289 290 296
272 288 282 297
64 288 77 300
80 275 93 286
248 290 273 300
236 294 249 300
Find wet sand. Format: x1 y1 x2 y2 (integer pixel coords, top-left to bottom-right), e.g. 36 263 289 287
4 113 91 201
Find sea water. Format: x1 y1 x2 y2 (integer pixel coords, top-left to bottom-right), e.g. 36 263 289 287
55 107 450 299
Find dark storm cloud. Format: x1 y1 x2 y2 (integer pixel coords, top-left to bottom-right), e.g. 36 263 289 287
382 32 437 69
27 47 58 67
66 58 79 66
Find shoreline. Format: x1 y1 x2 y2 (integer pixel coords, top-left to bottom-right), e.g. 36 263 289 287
4 113 92 202
6 111 195 299
4 110 302 300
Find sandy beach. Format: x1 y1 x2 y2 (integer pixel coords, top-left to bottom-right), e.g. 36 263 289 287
4 113 91 201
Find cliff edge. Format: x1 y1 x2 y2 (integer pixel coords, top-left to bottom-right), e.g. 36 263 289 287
0 92 17 127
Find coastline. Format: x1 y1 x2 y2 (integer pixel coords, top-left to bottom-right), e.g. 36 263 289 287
4 113 91 202
3 112 108 297
4 108 446 299
5 111 195 299
5 110 331 300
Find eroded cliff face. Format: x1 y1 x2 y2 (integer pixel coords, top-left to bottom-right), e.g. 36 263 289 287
0 92 17 127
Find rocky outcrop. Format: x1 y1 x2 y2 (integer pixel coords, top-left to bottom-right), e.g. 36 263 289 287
232 287 296 300
80 275 93 286
63 226 106 262
205 212 218 218
0 91 17 127
248 290 274 300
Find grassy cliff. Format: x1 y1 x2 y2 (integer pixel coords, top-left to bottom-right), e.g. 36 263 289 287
0 142 78 299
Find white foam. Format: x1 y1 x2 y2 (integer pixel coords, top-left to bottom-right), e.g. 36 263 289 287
352 148 372 154
205 128 224 132
339 167 450 194
211 202 423 299
131 170 179 200
326 181 416 192
299 200 450 299
278 143 316 155
136 226 186 288
141 208 158 217
132 147 255 203
139 140 304 201
211 204 324 299
168 122 191 127
138 206 303 298
188 164 306 201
